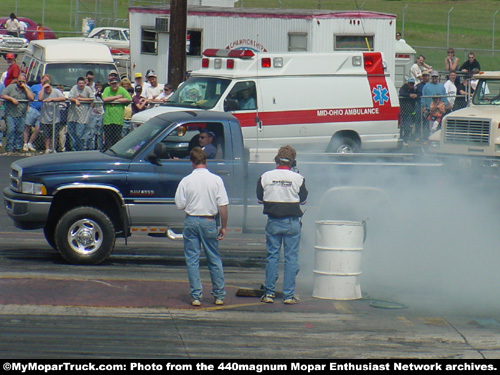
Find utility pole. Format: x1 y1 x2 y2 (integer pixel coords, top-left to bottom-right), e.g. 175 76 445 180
168 0 187 87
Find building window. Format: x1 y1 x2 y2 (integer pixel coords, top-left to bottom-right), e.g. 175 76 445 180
187 30 202 56
335 35 374 51
288 33 307 51
141 28 157 55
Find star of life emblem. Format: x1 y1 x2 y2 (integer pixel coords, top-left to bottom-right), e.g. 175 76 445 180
372 84 389 105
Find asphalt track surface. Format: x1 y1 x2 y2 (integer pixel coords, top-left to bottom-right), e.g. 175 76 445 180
1 157 500 359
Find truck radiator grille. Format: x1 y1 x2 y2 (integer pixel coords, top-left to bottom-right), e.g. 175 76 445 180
10 167 21 192
444 119 490 145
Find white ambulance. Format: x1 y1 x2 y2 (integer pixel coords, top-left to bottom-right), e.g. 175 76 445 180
131 49 401 153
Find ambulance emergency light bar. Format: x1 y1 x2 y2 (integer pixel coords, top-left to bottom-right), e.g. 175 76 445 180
202 48 283 70
201 49 373 70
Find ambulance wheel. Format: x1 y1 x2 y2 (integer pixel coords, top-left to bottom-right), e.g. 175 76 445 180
327 136 359 153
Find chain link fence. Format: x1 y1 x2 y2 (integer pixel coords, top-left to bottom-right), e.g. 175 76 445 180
0 97 134 154
0 92 473 154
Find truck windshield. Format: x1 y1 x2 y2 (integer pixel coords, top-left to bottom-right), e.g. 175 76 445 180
107 116 174 159
472 79 500 105
162 77 231 109
45 63 117 91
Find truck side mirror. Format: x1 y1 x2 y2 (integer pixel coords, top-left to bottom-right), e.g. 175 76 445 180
147 143 170 165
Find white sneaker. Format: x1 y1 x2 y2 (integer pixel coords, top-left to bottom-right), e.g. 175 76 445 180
45 148 52 154
27 143 36 151
23 143 29 152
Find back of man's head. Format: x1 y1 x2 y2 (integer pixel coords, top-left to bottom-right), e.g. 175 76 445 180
190 146 207 166
274 145 296 167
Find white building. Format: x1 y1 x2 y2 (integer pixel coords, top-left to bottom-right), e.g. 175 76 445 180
129 6 397 85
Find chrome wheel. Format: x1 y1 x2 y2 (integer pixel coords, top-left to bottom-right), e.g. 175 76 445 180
67 218 104 255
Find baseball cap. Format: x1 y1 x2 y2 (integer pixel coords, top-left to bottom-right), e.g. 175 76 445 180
146 70 157 78
407 77 415 83
421 69 430 76
108 69 118 76
430 71 439 77
134 72 143 78
199 128 216 139
6 53 15 59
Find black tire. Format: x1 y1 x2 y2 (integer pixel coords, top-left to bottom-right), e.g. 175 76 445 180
327 136 359 153
43 221 57 250
55 206 116 265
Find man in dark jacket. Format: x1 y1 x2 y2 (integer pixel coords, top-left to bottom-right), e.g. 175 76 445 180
399 77 418 144
257 145 308 305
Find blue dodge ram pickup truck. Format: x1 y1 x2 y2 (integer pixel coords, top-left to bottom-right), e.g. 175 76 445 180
3 111 444 265
4 111 272 264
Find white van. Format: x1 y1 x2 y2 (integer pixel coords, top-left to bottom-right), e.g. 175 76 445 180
131 49 401 153
21 40 118 92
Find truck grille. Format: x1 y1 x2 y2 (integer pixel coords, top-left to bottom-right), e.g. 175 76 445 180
444 118 490 145
10 166 22 192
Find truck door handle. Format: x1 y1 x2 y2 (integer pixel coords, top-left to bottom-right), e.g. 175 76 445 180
216 170 231 176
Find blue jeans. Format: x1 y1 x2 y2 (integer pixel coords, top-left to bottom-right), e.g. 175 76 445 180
67 121 87 151
183 215 225 300
264 216 301 300
86 113 103 150
6 115 25 152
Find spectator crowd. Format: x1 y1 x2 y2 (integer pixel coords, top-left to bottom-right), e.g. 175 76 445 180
0 55 175 154
398 43 480 145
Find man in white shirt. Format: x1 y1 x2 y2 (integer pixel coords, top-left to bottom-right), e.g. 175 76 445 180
175 147 229 306
142 70 162 101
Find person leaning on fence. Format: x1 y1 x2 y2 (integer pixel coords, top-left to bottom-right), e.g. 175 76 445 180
1 74 34 153
68 77 93 151
86 81 105 151
22 76 45 152
38 78 66 154
444 48 459 73
399 77 418 145
101 77 131 148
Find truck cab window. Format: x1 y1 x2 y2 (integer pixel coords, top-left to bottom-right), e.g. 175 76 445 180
225 81 257 111
159 122 225 160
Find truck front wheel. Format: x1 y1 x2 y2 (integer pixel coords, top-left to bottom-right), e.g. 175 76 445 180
55 207 116 265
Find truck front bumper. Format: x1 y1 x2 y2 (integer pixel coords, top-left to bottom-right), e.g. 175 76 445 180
3 187 53 230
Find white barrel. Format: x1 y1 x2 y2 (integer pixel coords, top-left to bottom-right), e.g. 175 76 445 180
313 220 364 300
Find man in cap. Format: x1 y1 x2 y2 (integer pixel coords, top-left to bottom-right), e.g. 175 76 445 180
102 76 132 148
198 128 217 159
399 77 418 145
4 53 20 87
102 69 119 90
257 145 308 305
422 71 450 140
143 70 162 101
422 71 449 112
133 72 147 90
175 146 229 306
1 73 34 152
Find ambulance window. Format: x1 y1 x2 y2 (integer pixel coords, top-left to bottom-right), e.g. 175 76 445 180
335 35 374 51
289 33 307 51
225 81 257 111
141 28 158 55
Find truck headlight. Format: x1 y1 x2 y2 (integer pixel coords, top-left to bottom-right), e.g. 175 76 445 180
21 182 47 195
